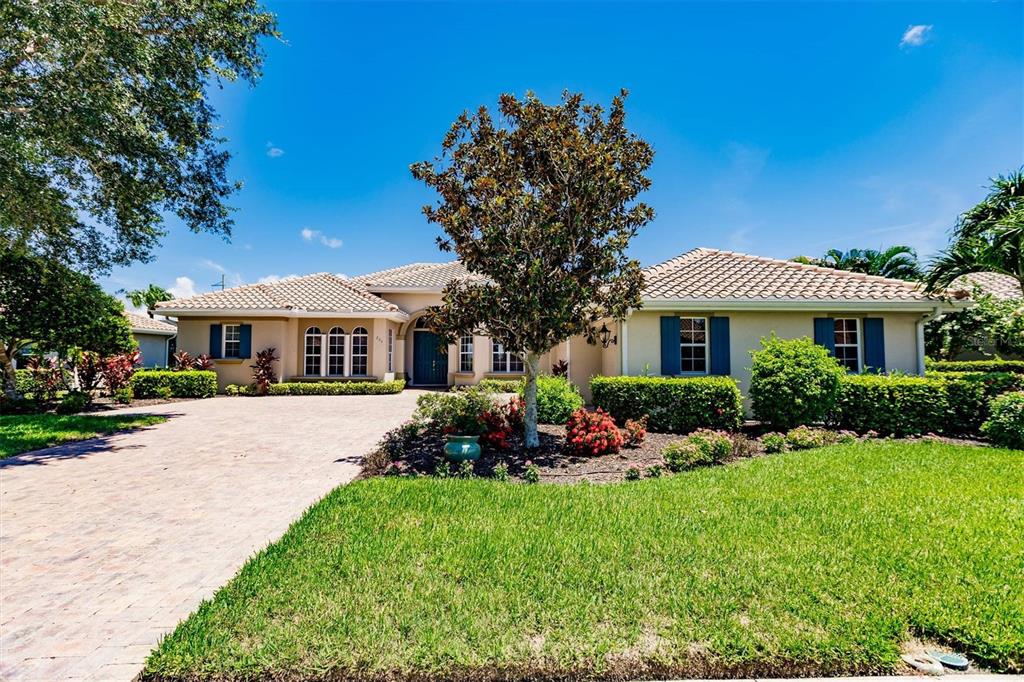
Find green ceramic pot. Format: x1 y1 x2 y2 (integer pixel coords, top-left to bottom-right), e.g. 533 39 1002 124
444 435 482 462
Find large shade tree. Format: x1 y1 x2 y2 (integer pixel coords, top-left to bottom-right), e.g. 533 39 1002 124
0 0 277 273
411 90 654 447
925 169 1024 294
1 251 135 400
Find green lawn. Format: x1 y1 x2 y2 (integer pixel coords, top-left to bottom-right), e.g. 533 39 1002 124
0 413 167 458
145 441 1023 681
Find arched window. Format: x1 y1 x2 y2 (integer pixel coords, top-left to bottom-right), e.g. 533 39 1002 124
352 326 369 376
414 317 432 329
327 327 346 376
304 326 322 376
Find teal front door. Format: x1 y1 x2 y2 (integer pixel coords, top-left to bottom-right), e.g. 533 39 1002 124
413 331 448 385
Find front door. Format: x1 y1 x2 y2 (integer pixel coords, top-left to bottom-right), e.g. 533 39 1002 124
413 331 448 385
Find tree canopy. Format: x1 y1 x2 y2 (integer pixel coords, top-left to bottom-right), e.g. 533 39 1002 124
926 169 1024 293
0 0 278 273
126 284 172 318
411 90 654 446
793 246 921 281
0 250 135 399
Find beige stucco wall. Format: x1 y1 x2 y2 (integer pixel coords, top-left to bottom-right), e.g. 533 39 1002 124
623 309 925 400
175 317 289 390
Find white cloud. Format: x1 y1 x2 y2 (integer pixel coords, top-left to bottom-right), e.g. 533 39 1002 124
900 24 932 48
266 141 284 158
300 227 343 249
258 273 300 284
168 276 197 299
200 258 226 273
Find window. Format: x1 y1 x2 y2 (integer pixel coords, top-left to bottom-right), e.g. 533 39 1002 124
459 334 474 373
679 317 708 374
223 324 241 359
387 329 394 372
834 318 861 372
327 327 346 376
351 327 368 376
492 341 524 373
304 326 322 376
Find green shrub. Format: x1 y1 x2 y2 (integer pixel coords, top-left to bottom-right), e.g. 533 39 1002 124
942 372 1024 434
519 376 583 424
590 376 742 434
831 375 948 436
112 387 133 405
624 466 641 481
56 391 90 414
478 378 524 393
927 359 1024 374
14 369 36 395
266 380 405 396
663 429 732 471
749 335 846 430
760 432 786 454
981 392 1024 449
414 388 496 435
131 370 218 399
785 426 838 450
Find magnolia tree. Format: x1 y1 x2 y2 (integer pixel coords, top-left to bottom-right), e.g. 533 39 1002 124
411 90 654 447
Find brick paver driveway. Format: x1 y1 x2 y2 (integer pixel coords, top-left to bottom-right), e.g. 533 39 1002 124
0 392 423 682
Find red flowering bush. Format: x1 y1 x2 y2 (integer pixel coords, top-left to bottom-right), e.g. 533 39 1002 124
622 415 648 447
565 408 624 457
101 350 141 392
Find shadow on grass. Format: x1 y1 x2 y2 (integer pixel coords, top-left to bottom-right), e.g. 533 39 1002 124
0 413 179 468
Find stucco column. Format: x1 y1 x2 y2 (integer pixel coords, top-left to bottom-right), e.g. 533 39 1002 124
371 318 388 378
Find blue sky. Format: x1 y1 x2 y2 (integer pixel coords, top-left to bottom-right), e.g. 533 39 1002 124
104 1 1024 304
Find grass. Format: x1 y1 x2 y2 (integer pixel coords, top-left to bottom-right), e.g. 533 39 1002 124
0 413 167 458
145 441 1023 681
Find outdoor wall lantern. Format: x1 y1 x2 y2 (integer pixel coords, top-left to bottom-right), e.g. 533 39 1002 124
596 322 617 349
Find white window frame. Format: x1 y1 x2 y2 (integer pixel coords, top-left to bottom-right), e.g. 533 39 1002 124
491 340 524 374
304 326 323 376
387 329 394 372
327 327 346 376
222 323 242 359
678 316 708 375
351 327 369 376
459 334 474 373
834 318 862 373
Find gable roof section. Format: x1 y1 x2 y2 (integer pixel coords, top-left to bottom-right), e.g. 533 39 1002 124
951 272 1022 300
354 261 481 291
641 248 939 309
124 311 177 335
155 273 403 316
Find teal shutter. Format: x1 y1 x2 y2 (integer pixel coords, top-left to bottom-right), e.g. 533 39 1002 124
709 317 731 375
813 318 835 355
209 323 222 359
660 316 681 376
239 324 252 358
863 318 885 373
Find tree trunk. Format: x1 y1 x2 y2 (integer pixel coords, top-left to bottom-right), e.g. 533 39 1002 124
523 352 541 448
0 344 22 402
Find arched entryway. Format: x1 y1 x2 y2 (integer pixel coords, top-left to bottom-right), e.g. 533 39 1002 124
412 318 448 385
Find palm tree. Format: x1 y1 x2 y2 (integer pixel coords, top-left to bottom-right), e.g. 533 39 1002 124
804 246 921 281
926 168 1024 293
125 284 172 318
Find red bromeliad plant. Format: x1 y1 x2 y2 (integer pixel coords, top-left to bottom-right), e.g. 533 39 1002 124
250 347 279 395
101 350 140 392
505 396 525 431
74 350 104 393
479 409 512 450
565 408 624 457
171 350 194 371
193 354 215 371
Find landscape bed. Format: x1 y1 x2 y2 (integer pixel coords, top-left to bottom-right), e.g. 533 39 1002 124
144 441 1023 681
0 413 167 458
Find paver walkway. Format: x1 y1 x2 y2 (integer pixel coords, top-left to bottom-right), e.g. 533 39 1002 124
0 392 422 682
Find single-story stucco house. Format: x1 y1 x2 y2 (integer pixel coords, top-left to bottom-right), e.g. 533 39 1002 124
124 311 176 368
154 247 956 402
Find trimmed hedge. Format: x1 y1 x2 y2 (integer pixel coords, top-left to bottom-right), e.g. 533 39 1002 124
943 372 1024 434
261 380 405 396
478 378 524 393
591 376 743 434
519 376 583 424
981 392 1024 449
131 370 218 399
927 359 1024 374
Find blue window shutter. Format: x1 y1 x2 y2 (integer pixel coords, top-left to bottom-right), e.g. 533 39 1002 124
209 323 222 359
709 317 731 375
239 324 252 358
863 318 885 373
813 318 835 355
660 316 681 376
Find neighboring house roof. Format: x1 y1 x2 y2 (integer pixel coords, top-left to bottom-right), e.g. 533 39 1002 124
124 311 177 336
155 273 405 317
641 248 943 310
951 272 1023 300
354 261 480 291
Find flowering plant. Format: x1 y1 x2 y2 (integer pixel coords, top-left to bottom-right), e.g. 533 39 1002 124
622 415 648 447
565 407 623 457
